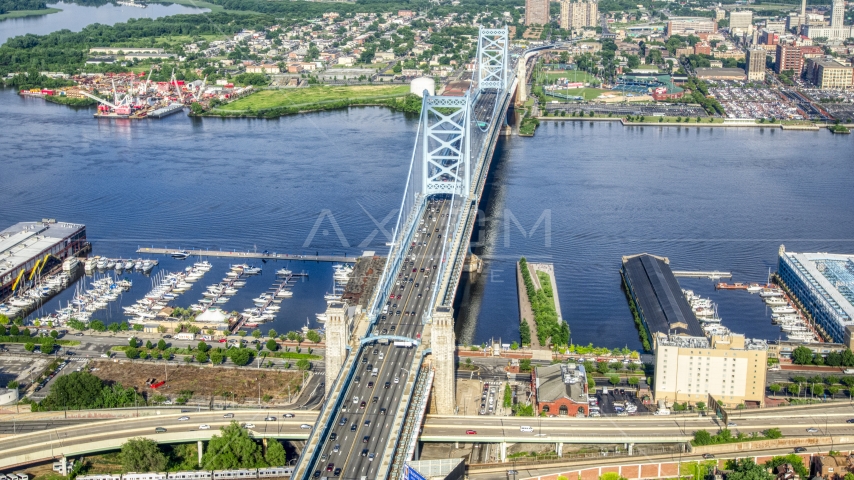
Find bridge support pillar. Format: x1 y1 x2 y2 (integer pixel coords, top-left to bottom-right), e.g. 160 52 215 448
556 442 563 457
432 307 456 415
628 443 634 456
197 440 203 467
500 442 507 463
60 457 68 476
324 303 349 396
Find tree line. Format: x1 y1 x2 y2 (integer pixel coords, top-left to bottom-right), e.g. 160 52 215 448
519 257 570 347
0 0 46 15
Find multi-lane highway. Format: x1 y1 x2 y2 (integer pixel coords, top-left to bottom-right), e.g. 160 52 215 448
305 197 452 479
0 410 317 469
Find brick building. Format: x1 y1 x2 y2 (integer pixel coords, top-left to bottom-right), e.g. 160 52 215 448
532 363 589 417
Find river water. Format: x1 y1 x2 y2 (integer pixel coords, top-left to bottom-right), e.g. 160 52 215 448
1 89 853 347
0 1 208 45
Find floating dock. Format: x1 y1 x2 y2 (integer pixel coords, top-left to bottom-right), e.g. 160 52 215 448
148 103 185 119
672 270 732 279
137 248 358 263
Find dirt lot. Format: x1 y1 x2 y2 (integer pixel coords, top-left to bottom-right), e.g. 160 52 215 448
90 361 304 405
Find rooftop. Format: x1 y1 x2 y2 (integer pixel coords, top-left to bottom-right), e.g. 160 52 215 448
535 363 588 404
0 221 85 280
621 253 705 337
781 251 854 324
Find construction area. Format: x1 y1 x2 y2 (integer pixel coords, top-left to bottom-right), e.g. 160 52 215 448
88 361 306 405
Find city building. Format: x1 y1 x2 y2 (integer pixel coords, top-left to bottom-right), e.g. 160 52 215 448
768 337 854 360
667 17 718 37
775 44 803 74
560 0 598 31
531 363 589 417
526 0 550 26
695 67 747 80
803 0 854 40
815 455 853 479
777 247 854 343
404 459 465 480
694 42 712 55
746 48 767 81
0 220 87 300
653 332 768 408
729 11 754 32
621 254 705 338
764 20 787 33
804 58 854 89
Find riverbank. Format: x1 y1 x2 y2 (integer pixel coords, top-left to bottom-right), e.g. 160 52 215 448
203 85 420 118
0 7 61 21
535 116 854 131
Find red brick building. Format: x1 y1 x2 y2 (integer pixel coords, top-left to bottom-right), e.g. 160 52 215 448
532 364 589 417
776 44 803 74
694 43 712 55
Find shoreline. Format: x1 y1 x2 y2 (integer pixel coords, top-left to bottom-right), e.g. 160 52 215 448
0 7 62 21
536 116 854 131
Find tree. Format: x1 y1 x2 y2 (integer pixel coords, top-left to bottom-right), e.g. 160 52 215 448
765 454 808 478
305 330 321 343
210 349 224 365
24 342 35 352
252 329 262 339
197 341 210 353
230 348 253 367
725 458 773 480
267 328 277 339
128 337 138 348
266 339 278 351
125 347 140 360
296 359 311 371
195 350 209 363
792 345 814 365
145 340 154 349
121 438 167 472
787 383 800 396
519 320 531 345
265 439 287 466
769 384 782 396
202 421 267 469
599 474 627 480
763 428 782 439
157 339 167 351
695 401 706 411
50 330 58 339
627 376 639 386
608 375 620 386
503 383 512 408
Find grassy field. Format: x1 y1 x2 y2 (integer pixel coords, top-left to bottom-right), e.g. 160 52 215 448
331 62 387 70
150 33 225 47
153 0 225 13
553 87 608 101
218 85 410 112
0 7 61 20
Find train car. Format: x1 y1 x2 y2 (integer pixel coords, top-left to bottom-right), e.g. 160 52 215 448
257 467 292 478
77 475 121 480
211 470 257 480
124 473 167 480
167 472 212 480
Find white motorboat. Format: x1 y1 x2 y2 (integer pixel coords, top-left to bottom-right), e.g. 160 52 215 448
764 297 788 306
759 288 784 298
276 268 292 276
277 290 293 298
124 260 134 270
772 306 796 314
243 266 262 275
746 283 762 293
315 313 328 322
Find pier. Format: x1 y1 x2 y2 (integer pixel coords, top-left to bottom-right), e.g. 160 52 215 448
672 270 732 279
136 247 358 263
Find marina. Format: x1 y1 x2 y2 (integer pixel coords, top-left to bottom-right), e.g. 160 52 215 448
137 247 358 263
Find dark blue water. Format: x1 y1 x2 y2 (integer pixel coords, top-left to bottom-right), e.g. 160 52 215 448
2 90 853 346
0 2 209 45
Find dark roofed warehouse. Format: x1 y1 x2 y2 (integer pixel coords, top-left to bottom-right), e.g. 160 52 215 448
621 253 703 337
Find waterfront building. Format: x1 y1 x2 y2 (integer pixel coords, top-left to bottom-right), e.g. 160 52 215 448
667 17 718 37
526 0 550 26
729 11 754 32
746 48 767 81
778 247 854 343
775 43 803 74
531 363 589 417
653 332 768 408
804 58 853 89
0 220 87 300
621 254 704 338
559 0 598 31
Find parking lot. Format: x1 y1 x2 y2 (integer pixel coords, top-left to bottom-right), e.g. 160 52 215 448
28 358 88 401
0 356 51 390
543 102 707 117
589 388 651 417
708 83 801 120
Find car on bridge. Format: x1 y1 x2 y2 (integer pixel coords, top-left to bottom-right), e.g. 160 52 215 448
466 430 477 435
199 425 211 430
300 424 312 429
178 416 190 421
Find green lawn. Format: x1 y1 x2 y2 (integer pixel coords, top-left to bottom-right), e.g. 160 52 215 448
218 85 410 112
0 7 61 20
553 87 608 101
153 0 225 13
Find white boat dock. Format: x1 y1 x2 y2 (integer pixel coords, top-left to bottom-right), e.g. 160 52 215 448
672 270 732 279
137 247 358 263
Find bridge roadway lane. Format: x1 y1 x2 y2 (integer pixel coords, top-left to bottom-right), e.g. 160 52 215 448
307 198 451 480
422 413 854 442
0 410 317 467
